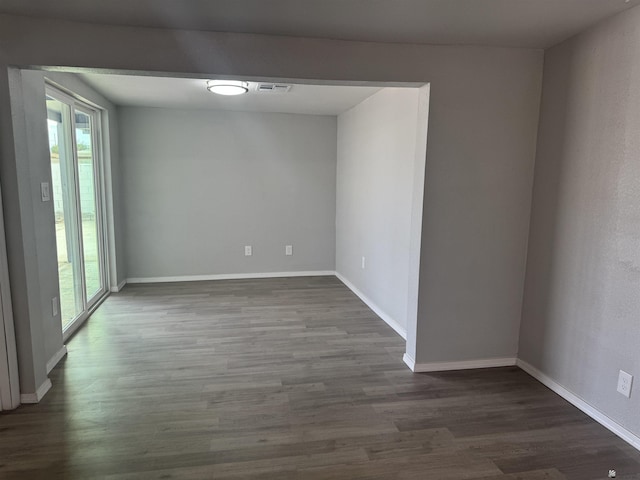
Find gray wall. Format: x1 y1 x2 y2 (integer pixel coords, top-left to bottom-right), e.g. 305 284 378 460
10 70 123 379
2 68 49 394
17 70 64 375
336 88 421 335
415 54 542 365
0 66 122 393
520 6 640 437
0 13 543 394
120 107 336 279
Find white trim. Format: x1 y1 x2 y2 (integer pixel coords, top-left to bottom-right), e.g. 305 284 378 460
404 83 431 368
408 356 517 373
110 279 126 293
46 345 67 374
127 271 335 284
20 378 52 404
403 353 416 371
517 359 640 451
335 271 407 340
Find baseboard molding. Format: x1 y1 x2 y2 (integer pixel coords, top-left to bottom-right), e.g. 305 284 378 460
46 345 67 374
127 271 335 284
20 378 52 404
406 356 517 373
110 279 127 292
403 353 416 371
517 359 640 451
334 272 407 340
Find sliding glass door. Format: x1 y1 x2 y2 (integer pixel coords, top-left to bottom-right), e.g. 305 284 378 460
46 86 108 336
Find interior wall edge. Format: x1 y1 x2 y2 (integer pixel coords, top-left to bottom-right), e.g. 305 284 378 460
4 66 49 394
404 83 430 365
403 353 416 372
19 377 51 404
110 279 127 292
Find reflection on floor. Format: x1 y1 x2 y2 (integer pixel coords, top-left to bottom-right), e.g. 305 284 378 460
55 219 101 328
1 277 639 479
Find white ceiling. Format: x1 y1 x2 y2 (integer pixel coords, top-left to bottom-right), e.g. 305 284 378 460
78 74 383 115
1 0 638 48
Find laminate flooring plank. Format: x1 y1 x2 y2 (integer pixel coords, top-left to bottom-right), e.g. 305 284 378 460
1 276 639 479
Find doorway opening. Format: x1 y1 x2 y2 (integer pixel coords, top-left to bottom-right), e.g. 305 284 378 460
46 85 109 338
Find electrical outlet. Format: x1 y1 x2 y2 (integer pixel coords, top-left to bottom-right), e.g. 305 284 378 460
617 370 633 398
285 245 293 256
361 256 366 269
244 245 252 256
52 297 58 317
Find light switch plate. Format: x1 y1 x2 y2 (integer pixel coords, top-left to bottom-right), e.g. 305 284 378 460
244 245 252 256
285 245 293 256
41 182 51 202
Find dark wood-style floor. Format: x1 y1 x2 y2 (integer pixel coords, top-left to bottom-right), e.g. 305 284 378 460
1 276 639 479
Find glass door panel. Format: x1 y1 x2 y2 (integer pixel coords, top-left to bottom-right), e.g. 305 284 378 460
47 96 84 329
46 86 108 337
74 109 103 302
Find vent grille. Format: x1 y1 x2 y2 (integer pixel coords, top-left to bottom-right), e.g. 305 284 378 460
256 83 292 93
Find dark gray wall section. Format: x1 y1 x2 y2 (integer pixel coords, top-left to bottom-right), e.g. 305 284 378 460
18 71 63 371
520 7 640 437
2 69 49 394
416 55 542 364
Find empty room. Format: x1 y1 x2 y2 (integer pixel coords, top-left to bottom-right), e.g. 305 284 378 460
0 1 639 479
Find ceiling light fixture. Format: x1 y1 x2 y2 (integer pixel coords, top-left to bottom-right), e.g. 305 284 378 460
206 80 249 96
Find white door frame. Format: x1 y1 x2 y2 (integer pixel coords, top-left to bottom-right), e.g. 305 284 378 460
45 84 110 341
0 184 21 410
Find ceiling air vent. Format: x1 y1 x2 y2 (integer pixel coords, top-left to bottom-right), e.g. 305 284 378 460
256 83 292 93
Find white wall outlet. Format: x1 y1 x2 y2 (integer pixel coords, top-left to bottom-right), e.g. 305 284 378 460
617 370 633 398
244 245 252 256
361 256 366 269
285 245 293 256
41 182 51 202
52 297 59 317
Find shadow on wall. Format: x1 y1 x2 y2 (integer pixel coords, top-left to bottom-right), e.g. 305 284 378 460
520 41 630 396
519 48 576 374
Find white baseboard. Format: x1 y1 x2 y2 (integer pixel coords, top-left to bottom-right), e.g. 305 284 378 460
517 359 640 451
127 271 335 284
406 355 517 373
335 271 407 340
20 378 52 404
110 279 127 292
46 345 67 374
403 353 416 371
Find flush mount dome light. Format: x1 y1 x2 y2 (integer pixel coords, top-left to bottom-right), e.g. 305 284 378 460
206 80 249 96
